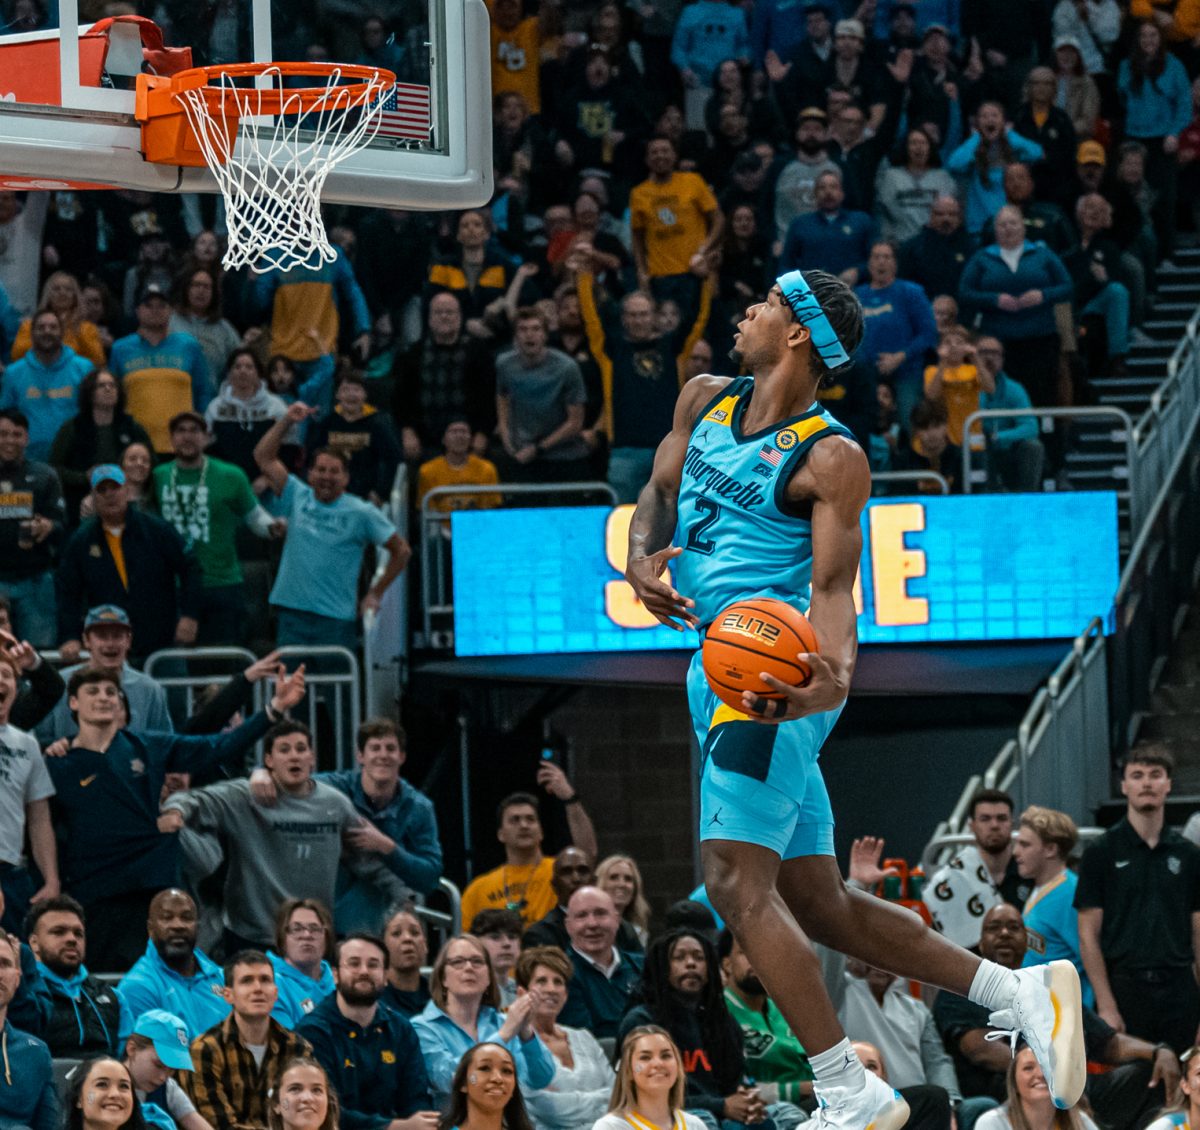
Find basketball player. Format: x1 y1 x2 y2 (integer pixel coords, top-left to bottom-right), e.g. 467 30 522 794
624 270 1085 1129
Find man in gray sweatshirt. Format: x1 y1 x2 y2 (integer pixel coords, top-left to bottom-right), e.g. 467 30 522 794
160 720 410 952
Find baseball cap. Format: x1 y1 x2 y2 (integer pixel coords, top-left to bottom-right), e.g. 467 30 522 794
137 282 170 305
83 605 132 631
798 106 829 124
1054 34 1083 52
90 464 125 489
132 1010 194 1071
1077 140 1107 167
168 410 208 433
922 22 951 40
835 18 864 38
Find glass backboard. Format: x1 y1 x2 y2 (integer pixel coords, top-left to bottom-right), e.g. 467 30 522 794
0 0 492 209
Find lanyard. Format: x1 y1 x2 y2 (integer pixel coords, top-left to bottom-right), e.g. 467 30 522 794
1022 871 1069 917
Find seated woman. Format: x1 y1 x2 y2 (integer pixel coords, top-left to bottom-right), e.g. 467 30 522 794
382 906 432 1016
268 1057 340 1130
517 946 614 1130
68 1056 150 1130
596 855 651 948
975 1046 1099 1130
13 271 106 366
1145 1043 1199 1130
594 1025 710 1130
412 934 556 1105
438 1042 536 1130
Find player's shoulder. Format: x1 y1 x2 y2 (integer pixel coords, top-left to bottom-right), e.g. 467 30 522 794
679 373 737 428
803 430 870 501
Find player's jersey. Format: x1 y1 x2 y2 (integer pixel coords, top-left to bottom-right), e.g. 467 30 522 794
675 376 853 627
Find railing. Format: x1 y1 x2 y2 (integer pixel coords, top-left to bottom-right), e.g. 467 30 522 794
870 470 950 495
363 464 410 714
144 647 264 729
921 827 1105 873
273 645 362 770
419 482 618 647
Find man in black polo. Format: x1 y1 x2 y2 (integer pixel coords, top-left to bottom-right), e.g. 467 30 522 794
933 903 1181 1127
1076 744 1200 1053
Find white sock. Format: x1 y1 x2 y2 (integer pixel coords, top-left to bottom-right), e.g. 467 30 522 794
810 1038 865 1091
968 958 1022 1011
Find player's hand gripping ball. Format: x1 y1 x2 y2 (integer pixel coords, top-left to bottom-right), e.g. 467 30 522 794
702 598 819 712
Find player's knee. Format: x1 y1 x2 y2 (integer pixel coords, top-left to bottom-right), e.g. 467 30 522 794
702 846 774 928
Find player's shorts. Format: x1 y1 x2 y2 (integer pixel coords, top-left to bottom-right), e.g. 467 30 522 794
686 649 842 860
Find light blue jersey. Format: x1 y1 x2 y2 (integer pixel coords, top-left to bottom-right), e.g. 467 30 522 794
1021 870 1095 1008
678 376 856 861
675 376 853 626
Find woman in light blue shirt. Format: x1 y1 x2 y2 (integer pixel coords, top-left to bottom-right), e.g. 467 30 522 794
413 935 557 1104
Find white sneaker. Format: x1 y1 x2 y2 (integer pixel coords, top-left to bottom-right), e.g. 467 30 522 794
812 1068 910 1130
986 960 1086 1110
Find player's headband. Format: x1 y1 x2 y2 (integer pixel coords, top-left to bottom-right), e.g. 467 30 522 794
776 270 851 370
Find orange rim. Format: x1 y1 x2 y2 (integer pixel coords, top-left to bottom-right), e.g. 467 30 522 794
158 61 396 116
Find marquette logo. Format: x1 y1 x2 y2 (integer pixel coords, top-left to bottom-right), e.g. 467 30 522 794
718 612 782 646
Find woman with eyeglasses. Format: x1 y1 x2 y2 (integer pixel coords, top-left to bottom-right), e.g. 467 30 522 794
412 935 556 1105
1147 1047 1200 1130
975 1045 1098 1130
268 899 336 1029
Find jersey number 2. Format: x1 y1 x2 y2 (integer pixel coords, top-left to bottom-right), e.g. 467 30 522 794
685 497 720 556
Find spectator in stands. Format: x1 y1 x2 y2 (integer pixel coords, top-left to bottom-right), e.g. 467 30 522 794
974 1045 1098 1130
598 1026 709 1130
254 402 411 651
619 928 782 1130
154 412 281 647
946 104 1045 235
205 349 293 483
973 338 1044 493
266 1057 339 1130
441 1042 535 1130
1051 0 1118 75
924 326 982 448
891 399 962 490
65 1056 146 1130
50 368 152 526
306 371 403 505
123 1009 206 1130
524 848 644 956
0 311 93 463
489 0 542 120
770 108 841 248
416 418 502 515
46 665 305 971
597 854 652 948
1012 807 1091 1006
169 268 241 390
494 308 591 484
900 197 975 305
1118 22 1191 261
0 409 63 648
875 128 958 244
298 933 436 1130
933 902 1179 1127
250 248 371 420
1065 194 1132 374
1076 744 1200 1053
851 1040 953 1130
471 909 524 1007
719 930 814 1107
382 908 430 1017
1146 1051 1199 1130
110 284 211 456
958 206 1073 410
56 464 202 662
0 926 56 1130
185 951 310 1130
670 0 749 129
1000 163 1076 255
26 894 120 1057
1013 69 1078 207
0 193 49 317
412 935 556 1103
855 242 938 433
779 170 875 284
516 945 615 1130
268 899 336 1030
117 889 230 1042
161 718 410 952
12 272 104 368
41 604 170 741
1053 38 1101 141
460 766 598 930
426 211 523 341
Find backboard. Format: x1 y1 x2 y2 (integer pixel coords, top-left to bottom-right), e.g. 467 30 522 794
0 0 492 209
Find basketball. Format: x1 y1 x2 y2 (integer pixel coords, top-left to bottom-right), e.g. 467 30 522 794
702 598 819 712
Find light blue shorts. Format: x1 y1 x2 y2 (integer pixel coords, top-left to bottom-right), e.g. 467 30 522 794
686 650 841 859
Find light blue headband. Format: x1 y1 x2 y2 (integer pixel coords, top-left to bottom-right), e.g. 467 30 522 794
776 270 851 370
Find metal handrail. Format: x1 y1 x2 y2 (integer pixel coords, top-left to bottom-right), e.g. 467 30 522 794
870 470 950 494
921 828 1105 873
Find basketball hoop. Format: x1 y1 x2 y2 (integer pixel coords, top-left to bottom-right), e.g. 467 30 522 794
136 62 396 272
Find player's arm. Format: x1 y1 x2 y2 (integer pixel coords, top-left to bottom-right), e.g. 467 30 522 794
625 375 728 630
744 436 870 721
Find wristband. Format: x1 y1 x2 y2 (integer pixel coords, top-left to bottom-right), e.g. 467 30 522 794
563 794 581 806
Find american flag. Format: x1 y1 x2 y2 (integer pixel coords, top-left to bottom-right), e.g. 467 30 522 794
375 83 432 141
758 444 782 467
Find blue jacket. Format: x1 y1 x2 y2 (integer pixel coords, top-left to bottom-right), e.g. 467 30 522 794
296 994 432 1130
946 130 1044 233
670 0 749 84
780 209 876 279
109 331 212 412
854 279 938 389
0 346 92 461
117 942 229 1041
750 0 807 68
268 951 335 1029
11 943 51 1039
0 285 20 358
980 372 1038 450
958 242 1073 340
1118 55 1192 140
412 1000 557 1103
0 1021 58 1130
319 770 443 931
557 948 644 1039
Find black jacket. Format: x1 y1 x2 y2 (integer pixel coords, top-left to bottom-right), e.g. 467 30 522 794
0 459 65 581
40 969 120 1058
899 226 977 301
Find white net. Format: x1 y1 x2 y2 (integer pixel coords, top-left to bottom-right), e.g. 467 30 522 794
174 65 392 273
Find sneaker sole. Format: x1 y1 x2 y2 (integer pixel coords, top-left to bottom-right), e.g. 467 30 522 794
866 1094 910 1130
1046 959 1086 1109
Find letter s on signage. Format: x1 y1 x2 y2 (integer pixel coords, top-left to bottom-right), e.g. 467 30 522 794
605 505 663 629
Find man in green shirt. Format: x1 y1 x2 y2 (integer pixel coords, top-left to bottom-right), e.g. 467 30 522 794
153 412 282 645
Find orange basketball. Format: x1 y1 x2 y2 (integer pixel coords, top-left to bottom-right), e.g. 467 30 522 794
702 598 819 712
